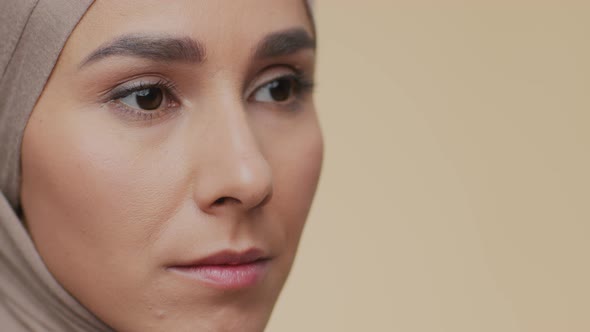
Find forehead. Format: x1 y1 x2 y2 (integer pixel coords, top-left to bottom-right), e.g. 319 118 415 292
65 0 313 64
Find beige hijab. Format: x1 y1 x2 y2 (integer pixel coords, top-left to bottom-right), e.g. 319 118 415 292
0 0 112 330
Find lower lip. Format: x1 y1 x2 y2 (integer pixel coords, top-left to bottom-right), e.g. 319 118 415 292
169 260 270 290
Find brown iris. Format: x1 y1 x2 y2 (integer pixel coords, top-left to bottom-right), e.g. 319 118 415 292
267 78 295 102
134 88 164 110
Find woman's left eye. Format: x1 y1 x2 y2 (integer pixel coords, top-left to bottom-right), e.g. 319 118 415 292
252 77 300 103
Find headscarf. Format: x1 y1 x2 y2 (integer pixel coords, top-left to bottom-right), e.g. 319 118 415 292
0 0 112 330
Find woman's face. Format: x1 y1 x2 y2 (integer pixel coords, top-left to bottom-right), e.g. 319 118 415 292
20 1 322 331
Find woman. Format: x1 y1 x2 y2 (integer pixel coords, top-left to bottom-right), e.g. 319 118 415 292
0 0 322 331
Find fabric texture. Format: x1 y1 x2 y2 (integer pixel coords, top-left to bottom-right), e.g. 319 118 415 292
0 0 112 330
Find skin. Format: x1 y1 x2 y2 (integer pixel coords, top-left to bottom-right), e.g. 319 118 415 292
19 1 322 331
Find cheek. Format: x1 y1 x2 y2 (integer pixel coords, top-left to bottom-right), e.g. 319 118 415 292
266 118 324 258
20 105 189 276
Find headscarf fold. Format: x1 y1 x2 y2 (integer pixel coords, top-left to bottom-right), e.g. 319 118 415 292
0 0 112 330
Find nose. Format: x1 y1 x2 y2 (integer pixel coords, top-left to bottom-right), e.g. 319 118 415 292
192 101 273 215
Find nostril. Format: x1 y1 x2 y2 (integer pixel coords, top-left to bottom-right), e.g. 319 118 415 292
213 197 228 205
213 197 241 206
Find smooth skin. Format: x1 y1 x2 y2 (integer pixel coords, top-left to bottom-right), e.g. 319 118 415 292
20 1 322 331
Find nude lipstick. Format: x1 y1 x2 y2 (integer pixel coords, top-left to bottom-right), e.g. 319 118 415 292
168 248 270 290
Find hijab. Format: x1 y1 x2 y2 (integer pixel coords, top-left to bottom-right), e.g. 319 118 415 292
0 0 112 330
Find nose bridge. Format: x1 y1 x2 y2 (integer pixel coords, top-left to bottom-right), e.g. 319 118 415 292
225 102 262 164
224 103 273 195
193 94 273 214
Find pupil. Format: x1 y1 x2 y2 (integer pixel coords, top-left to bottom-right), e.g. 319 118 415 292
135 88 163 110
269 79 293 102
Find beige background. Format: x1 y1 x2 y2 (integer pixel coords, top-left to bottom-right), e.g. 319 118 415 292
267 1 590 332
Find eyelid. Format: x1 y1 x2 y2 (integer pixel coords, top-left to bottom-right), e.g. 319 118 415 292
106 77 180 102
246 65 314 100
100 77 183 123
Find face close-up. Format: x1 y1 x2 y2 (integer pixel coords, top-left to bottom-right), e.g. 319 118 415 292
18 0 322 331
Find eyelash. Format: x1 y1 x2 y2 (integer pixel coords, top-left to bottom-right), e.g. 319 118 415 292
252 70 316 103
106 79 181 122
105 70 315 122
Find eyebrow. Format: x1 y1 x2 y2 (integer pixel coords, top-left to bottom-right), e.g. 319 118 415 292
253 28 316 59
79 28 315 69
79 35 205 67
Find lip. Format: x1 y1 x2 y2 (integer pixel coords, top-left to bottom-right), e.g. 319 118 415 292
167 248 271 290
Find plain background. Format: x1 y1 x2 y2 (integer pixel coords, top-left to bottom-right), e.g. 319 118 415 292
266 1 589 332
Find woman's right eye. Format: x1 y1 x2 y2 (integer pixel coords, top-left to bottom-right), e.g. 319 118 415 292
106 80 182 122
118 87 165 111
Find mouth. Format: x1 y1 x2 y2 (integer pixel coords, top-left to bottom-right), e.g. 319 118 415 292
167 248 271 290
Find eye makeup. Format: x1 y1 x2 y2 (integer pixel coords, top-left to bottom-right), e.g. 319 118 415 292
246 65 315 112
97 64 315 124
101 77 182 122
251 72 314 101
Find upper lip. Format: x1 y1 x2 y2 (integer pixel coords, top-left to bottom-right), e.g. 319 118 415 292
172 248 269 267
